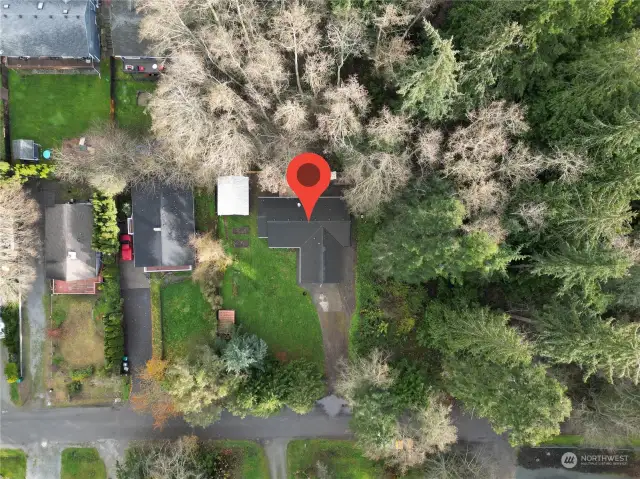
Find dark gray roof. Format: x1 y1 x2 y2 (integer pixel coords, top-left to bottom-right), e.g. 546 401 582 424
257 197 351 284
44 203 98 281
0 0 100 58
131 185 195 268
110 0 153 57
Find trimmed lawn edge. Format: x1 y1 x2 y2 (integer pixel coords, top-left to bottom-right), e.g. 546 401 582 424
0 448 27 479
542 434 640 447
150 276 163 359
60 447 106 479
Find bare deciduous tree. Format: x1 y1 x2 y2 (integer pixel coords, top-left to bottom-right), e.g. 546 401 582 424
342 149 412 215
416 128 444 173
327 8 368 83
0 181 40 302
317 77 370 147
335 349 394 403
271 1 322 93
366 107 413 149
53 123 162 195
544 148 589 183
514 202 548 230
462 215 508 244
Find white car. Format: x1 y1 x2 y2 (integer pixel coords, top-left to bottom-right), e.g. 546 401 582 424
0 319 5 340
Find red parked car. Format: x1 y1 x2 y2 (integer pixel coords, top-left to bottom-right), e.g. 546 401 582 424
120 234 133 261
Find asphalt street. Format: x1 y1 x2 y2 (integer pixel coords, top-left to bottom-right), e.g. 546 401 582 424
0 406 352 445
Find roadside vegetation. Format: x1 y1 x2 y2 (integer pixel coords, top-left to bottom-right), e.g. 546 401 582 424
0 449 27 479
116 437 268 479
288 440 385 479
61 448 106 479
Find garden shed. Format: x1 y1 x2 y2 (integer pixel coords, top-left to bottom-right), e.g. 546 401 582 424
11 139 40 161
217 176 250 216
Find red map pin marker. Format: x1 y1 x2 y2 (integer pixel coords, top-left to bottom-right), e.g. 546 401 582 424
286 152 331 221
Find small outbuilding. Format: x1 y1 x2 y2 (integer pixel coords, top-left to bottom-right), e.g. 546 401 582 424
217 176 250 216
11 139 40 162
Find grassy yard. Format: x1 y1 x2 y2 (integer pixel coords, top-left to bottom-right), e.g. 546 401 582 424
8 63 110 149
542 434 640 447
195 188 217 233
219 213 324 368
287 440 385 479
213 440 269 479
114 60 157 134
150 275 163 359
161 278 216 359
0 449 27 479
60 448 106 479
46 294 121 405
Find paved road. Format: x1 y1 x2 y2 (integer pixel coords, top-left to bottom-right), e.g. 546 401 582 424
0 405 352 445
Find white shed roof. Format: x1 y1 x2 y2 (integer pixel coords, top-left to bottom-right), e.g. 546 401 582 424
217 176 250 216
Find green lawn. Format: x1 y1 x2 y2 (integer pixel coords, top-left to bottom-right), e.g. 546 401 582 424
150 275 163 359
161 279 216 358
60 448 106 479
213 440 269 479
287 440 384 479
543 434 640 447
219 212 324 369
195 188 217 233
8 63 110 149
114 60 157 134
0 449 27 479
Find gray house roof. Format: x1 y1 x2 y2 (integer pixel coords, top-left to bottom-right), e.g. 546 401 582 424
0 0 100 58
257 197 351 284
131 185 195 268
110 0 153 57
44 203 98 281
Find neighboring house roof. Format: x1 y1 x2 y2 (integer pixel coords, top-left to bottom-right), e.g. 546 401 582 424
110 0 153 57
257 197 351 284
44 203 99 281
131 185 195 268
11 139 38 161
0 0 100 58
217 176 250 216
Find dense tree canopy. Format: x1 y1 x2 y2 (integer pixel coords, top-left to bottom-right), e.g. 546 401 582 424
371 180 519 284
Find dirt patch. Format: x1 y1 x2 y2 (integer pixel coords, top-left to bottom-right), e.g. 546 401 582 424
58 300 104 367
232 226 250 235
317 312 350 389
302 284 352 391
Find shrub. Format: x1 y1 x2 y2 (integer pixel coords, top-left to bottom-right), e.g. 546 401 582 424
91 193 119 253
67 380 82 397
4 362 19 383
71 365 94 381
53 353 65 367
104 313 124 372
0 304 20 359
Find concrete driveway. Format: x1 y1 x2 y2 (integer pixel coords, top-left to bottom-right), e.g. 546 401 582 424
120 260 151 386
